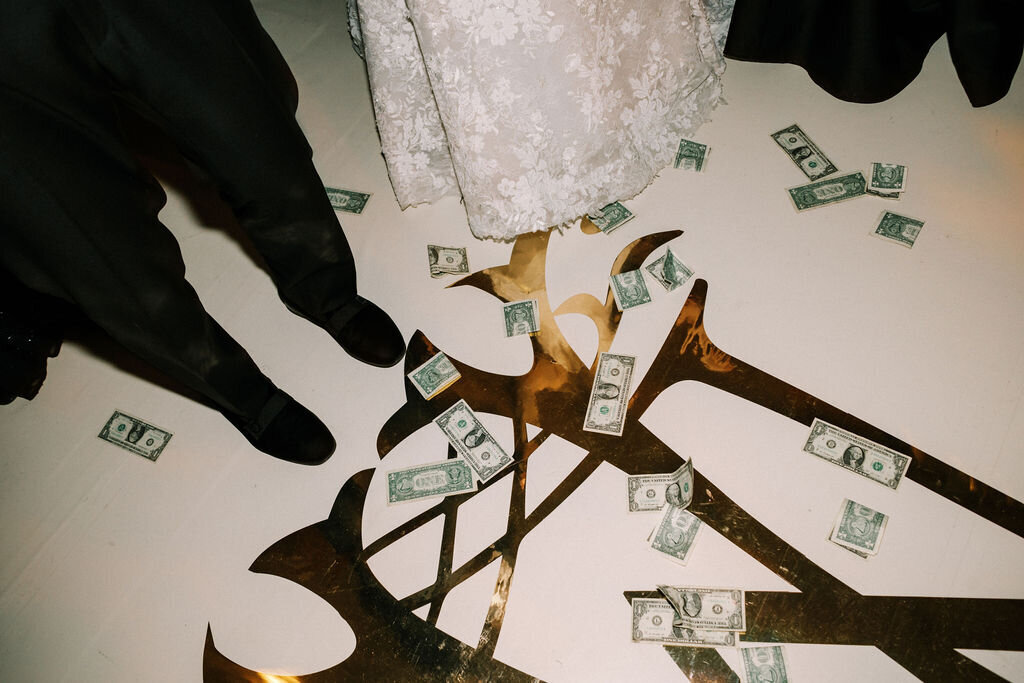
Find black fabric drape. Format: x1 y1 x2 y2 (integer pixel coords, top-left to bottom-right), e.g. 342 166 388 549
724 0 1023 107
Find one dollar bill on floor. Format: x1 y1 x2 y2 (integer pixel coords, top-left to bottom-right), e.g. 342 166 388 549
427 245 469 278
503 299 540 337
743 646 790 683
587 201 634 234
649 504 702 565
386 458 476 504
787 171 867 211
829 498 889 556
627 460 693 512
435 399 513 483
609 269 652 310
324 186 371 213
869 162 908 193
771 123 838 180
803 418 910 489
408 351 461 400
631 598 739 647
645 248 693 293
674 138 709 172
873 211 925 248
583 352 636 436
657 585 746 632
98 410 172 461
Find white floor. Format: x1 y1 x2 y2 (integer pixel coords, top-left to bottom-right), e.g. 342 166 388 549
2 2 1023 681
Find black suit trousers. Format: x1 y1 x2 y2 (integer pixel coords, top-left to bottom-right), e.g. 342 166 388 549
0 0 356 416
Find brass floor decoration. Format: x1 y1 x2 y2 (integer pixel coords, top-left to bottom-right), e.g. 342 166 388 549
205 230 1024 682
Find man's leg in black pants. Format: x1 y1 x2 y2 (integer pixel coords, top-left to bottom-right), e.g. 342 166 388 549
0 88 335 465
80 0 404 366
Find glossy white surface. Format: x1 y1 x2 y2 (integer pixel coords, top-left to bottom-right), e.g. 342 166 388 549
1 1 1022 680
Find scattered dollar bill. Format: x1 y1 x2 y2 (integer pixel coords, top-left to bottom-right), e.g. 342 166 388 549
503 299 540 337
588 201 634 234
645 248 694 292
98 411 171 461
649 504 702 565
631 598 738 647
873 211 925 248
742 646 790 683
583 352 636 436
659 585 749 634
869 162 908 192
427 245 470 278
771 124 838 180
610 269 652 310
325 186 371 214
386 458 476 504
866 187 902 200
674 138 709 171
658 586 746 631
787 171 867 211
627 460 693 512
803 418 911 490
829 498 889 556
408 351 461 400
435 399 513 483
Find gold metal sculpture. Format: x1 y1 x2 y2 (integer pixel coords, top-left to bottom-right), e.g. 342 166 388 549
205 230 1024 682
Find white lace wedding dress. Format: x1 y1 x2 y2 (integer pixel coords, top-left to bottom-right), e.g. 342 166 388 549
350 0 733 241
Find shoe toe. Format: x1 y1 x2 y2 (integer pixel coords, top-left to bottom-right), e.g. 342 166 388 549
260 400 336 465
338 302 406 368
225 391 336 465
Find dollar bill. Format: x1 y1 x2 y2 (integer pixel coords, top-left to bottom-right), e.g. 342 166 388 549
658 586 746 632
610 270 652 310
742 646 790 683
873 211 925 248
407 351 461 400
803 418 911 490
649 504 702 565
435 399 513 483
98 411 172 461
503 299 540 337
631 598 738 647
829 498 889 556
588 201 634 234
869 162 908 192
771 124 838 180
787 171 867 211
427 245 470 278
645 248 694 292
674 138 709 172
386 458 476 504
583 352 636 436
325 186 371 214
627 460 693 512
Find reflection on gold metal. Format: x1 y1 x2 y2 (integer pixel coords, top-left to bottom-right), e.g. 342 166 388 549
206 230 1024 682
579 215 602 235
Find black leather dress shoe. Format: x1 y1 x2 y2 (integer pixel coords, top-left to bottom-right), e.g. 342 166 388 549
287 295 406 368
222 389 335 465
